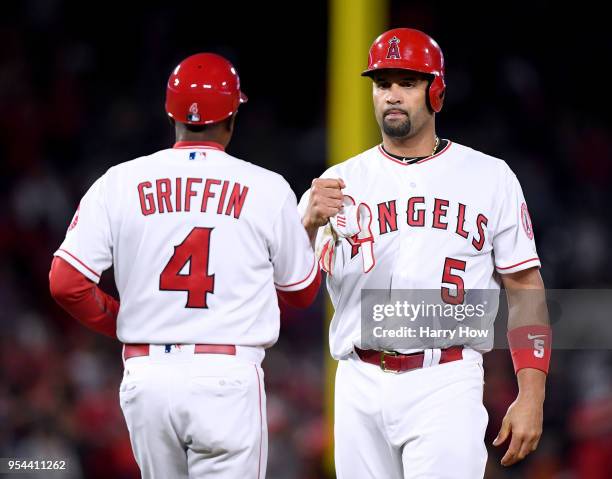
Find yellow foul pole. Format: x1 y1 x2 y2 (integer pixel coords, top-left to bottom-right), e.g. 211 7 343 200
325 0 387 474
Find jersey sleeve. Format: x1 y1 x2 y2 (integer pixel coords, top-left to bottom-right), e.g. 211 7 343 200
493 169 541 274
54 174 113 283
271 190 318 291
297 188 310 219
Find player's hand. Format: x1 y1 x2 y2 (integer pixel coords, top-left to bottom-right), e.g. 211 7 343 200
302 178 346 230
492 391 544 466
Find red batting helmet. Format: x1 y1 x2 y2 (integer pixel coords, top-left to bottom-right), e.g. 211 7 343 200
362 28 445 113
165 53 248 125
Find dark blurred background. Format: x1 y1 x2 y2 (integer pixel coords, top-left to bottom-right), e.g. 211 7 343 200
1 1 611 478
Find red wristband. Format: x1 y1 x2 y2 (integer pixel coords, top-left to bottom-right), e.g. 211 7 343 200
507 325 552 375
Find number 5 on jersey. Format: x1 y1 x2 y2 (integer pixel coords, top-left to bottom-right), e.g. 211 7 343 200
159 227 215 308
441 257 466 305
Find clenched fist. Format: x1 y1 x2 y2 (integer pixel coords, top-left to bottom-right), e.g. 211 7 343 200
302 178 346 241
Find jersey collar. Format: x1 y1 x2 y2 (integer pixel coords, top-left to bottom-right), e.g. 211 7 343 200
378 140 452 166
173 141 225 151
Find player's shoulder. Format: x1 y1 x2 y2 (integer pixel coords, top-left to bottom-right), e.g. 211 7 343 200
450 141 516 178
226 152 287 181
319 144 380 179
104 149 168 177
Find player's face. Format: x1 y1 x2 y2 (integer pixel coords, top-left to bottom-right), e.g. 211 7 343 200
372 70 431 139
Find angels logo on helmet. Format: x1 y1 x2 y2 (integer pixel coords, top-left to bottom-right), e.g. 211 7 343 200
386 36 401 59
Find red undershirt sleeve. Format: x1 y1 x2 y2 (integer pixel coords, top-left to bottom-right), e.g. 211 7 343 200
49 256 119 338
277 269 321 309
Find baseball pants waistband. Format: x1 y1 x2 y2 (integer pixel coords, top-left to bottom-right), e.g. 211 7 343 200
122 343 265 364
355 346 465 373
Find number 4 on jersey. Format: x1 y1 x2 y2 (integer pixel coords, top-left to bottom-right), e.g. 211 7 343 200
159 227 215 308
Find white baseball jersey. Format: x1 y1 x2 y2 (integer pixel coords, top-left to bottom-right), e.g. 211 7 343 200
298 140 540 359
55 141 317 346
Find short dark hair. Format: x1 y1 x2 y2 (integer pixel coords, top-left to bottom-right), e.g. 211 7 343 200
184 123 209 133
183 116 233 132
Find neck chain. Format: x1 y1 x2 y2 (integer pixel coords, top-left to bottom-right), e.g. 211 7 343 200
382 136 442 164
431 136 440 156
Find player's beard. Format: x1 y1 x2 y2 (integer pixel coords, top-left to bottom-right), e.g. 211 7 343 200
382 112 412 138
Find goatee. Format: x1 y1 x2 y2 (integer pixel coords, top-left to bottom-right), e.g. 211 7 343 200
383 116 412 138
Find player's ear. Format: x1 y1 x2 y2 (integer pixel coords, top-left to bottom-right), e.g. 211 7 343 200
437 90 445 111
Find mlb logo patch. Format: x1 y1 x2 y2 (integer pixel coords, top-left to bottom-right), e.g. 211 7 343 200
189 151 207 160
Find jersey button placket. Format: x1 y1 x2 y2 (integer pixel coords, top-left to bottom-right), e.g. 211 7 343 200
394 169 421 287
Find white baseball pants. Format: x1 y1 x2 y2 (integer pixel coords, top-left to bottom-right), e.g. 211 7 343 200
334 349 488 479
119 345 267 479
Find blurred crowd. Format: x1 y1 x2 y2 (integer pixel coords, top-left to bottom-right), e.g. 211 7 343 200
1 1 611 478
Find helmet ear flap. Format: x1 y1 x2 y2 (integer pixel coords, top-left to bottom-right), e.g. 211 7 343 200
428 75 446 113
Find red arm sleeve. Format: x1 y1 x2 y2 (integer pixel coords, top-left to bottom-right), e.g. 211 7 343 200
277 269 321 309
49 256 119 338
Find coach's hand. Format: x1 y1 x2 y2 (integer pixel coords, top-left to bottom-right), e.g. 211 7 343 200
302 178 345 242
493 369 545 466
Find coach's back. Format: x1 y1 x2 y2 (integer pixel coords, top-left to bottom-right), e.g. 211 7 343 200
54 142 315 347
